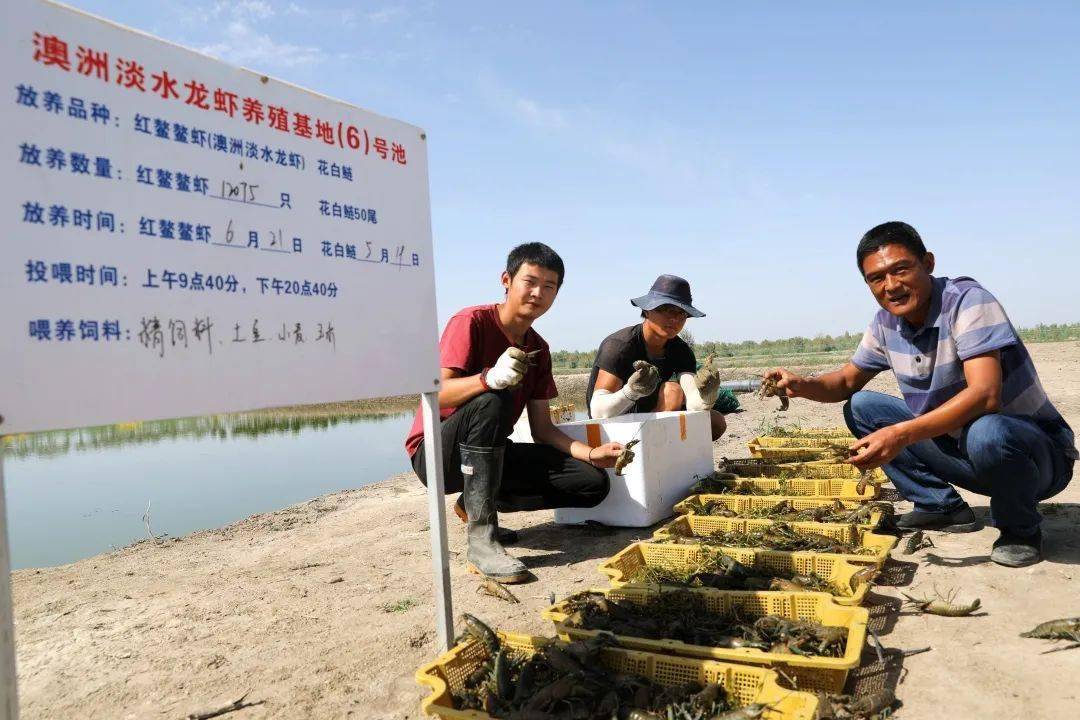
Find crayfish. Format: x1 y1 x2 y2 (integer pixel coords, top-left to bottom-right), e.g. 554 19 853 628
758 375 789 411
1020 617 1080 653
614 439 639 476
902 587 981 616
901 529 934 555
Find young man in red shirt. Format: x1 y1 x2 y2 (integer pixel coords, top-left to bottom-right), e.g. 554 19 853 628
405 243 623 583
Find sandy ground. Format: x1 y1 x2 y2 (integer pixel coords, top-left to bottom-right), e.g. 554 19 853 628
11 342 1080 719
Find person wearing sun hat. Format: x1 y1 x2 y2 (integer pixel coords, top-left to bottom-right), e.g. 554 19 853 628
585 274 727 441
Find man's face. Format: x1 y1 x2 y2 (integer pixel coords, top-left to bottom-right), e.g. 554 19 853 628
644 304 689 340
861 244 936 323
501 262 560 320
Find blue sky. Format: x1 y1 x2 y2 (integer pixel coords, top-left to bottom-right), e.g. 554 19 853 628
67 1 1080 350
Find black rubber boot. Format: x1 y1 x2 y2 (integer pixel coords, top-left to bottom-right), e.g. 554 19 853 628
991 528 1043 568
895 504 982 533
453 495 519 545
459 444 529 584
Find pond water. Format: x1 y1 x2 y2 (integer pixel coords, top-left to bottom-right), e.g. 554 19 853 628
2 411 417 569
2 406 587 570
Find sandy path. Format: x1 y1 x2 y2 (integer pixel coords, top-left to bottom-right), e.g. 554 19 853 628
11 342 1080 719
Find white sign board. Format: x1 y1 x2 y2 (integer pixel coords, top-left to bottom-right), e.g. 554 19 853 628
1 0 440 434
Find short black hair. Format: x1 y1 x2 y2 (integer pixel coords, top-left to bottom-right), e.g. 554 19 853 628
506 242 565 288
856 221 928 272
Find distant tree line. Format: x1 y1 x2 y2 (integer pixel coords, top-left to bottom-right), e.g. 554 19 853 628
550 322 1080 371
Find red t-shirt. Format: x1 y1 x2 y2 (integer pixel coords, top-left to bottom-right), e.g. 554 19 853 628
404 304 558 457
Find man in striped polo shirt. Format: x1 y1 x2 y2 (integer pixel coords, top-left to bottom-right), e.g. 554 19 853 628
765 221 1076 567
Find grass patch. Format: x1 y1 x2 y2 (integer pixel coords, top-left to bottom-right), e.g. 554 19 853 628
380 597 418 614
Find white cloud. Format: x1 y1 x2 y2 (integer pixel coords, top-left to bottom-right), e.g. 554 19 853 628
514 97 567 130
199 19 326 68
367 6 405 24
475 71 572 132
286 3 308 16
213 1 275 21
601 138 652 172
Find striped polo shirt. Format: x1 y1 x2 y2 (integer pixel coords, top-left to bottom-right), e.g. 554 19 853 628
851 276 1077 459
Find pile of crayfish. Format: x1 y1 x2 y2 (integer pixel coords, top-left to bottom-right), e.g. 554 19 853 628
655 521 877 556
690 473 792 496
746 500 891 525
558 591 848 657
452 613 768 719
627 546 877 596
682 497 889 526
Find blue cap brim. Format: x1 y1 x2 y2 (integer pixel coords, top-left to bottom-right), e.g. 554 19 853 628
630 293 705 318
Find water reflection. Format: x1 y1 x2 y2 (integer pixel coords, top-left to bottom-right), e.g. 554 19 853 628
2 401 583 570
1 407 415 460
3 407 418 569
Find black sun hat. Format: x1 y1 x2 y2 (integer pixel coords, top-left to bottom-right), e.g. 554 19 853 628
630 274 705 318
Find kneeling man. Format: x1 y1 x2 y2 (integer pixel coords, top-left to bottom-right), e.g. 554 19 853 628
405 243 622 583
766 222 1075 567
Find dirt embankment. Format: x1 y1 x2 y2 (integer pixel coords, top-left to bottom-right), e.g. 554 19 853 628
11 342 1080 719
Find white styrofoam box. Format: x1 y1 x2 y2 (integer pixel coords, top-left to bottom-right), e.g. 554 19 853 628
508 404 577 444
553 411 713 527
508 407 535 444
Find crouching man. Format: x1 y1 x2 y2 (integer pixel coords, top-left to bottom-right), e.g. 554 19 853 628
405 243 622 583
766 222 1075 567
586 274 727 441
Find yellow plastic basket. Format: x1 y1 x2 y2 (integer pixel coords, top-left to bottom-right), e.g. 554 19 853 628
599 542 872 606
416 630 820 719
689 477 879 502
720 458 886 483
651 515 896 568
766 427 852 439
673 495 885 530
748 442 846 462
543 587 868 693
752 435 854 449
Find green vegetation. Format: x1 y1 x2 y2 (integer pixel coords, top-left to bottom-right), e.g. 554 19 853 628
1 408 413 459
380 597 417 614
552 322 1080 374
1020 322 1080 344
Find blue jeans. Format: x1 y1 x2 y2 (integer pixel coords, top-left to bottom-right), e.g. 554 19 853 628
843 391 1073 535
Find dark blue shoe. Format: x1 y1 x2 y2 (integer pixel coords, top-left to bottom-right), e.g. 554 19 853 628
896 505 982 533
991 529 1042 567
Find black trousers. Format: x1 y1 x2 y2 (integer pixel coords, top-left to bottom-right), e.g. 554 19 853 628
411 391 609 511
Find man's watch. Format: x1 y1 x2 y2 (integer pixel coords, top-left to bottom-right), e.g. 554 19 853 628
478 367 492 391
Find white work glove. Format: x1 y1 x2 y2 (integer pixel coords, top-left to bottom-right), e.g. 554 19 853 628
623 360 660 400
682 355 721 410
485 347 529 390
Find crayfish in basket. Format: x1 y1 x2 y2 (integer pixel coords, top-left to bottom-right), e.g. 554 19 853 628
746 499 893 527
451 613 761 719
558 590 849 658
716 457 790 477
655 521 878 556
689 472 792 496
627 547 853 596
819 443 884 496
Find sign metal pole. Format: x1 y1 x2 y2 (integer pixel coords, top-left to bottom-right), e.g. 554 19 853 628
0 435 19 719
420 391 453 651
